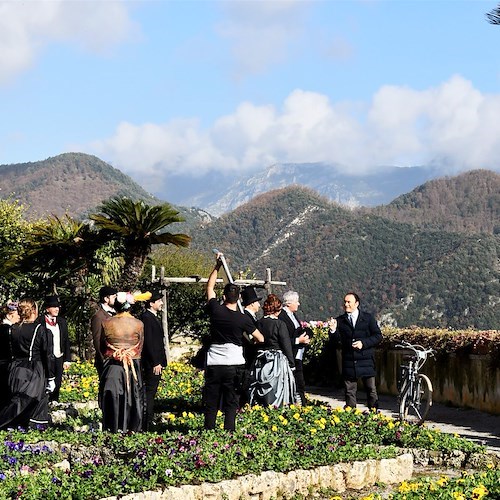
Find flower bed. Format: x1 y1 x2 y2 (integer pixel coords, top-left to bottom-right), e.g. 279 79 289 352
0 361 497 499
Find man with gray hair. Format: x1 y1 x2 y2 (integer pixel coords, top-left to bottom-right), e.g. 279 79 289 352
278 290 310 405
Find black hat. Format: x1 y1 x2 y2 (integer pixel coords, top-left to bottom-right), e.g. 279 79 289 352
44 295 61 308
99 286 117 302
241 287 262 307
149 291 163 303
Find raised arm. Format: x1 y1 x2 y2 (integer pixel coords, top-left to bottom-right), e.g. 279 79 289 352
206 253 222 301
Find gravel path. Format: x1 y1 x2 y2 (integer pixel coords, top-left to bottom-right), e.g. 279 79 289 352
306 386 500 455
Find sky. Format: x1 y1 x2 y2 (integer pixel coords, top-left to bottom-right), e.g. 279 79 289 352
1 0 500 196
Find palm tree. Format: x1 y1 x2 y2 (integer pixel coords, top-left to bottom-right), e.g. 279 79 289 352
90 197 191 290
3 214 109 357
487 3 500 24
4 214 104 294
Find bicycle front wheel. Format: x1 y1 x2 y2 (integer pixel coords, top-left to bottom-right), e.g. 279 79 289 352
399 374 433 425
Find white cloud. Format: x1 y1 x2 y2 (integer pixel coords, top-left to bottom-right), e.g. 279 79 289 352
216 0 310 79
0 0 137 84
86 75 500 189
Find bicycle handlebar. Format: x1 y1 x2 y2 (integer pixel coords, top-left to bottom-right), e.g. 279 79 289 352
395 340 434 364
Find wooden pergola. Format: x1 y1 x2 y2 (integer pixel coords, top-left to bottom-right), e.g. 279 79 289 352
150 265 287 362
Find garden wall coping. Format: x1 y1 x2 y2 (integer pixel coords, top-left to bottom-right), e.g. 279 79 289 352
100 453 413 500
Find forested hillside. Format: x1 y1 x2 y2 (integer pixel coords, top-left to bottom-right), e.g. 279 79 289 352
369 169 499 234
190 185 499 329
0 152 158 218
0 152 213 231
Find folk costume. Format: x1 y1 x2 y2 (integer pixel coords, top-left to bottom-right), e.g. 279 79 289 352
249 316 296 407
140 291 167 431
41 295 71 402
91 286 117 378
99 292 144 433
0 317 15 408
0 321 55 429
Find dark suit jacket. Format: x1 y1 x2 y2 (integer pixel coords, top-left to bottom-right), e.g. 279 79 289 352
332 310 383 379
91 307 113 364
38 315 71 362
278 309 304 358
140 310 167 368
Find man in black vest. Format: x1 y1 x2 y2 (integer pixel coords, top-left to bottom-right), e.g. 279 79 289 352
140 291 167 431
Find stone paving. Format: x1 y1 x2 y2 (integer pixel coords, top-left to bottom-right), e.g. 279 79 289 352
306 386 500 455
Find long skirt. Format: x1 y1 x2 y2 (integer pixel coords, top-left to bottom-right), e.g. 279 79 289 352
0 359 48 430
249 350 297 407
99 358 144 433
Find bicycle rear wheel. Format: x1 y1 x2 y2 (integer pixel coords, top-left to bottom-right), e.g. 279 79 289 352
399 374 433 425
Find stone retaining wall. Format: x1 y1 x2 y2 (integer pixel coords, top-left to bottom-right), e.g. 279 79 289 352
375 350 500 414
102 453 413 500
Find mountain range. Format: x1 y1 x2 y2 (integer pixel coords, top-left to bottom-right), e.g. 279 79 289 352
1 153 498 329
162 162 442 216
188 174 499 329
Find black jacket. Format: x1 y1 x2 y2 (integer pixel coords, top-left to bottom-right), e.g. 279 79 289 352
278 309 304 358
257 317 295 368
140 310 167 368
332 310 382 379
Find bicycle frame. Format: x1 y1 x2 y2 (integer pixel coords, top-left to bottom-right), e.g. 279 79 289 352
396 341 434 425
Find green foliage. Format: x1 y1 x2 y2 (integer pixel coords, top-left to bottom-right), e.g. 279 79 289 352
90 197 191 290
0 198 34 301
139 246 213 339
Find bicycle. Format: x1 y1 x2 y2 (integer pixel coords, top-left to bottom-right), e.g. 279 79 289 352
395 340 435 425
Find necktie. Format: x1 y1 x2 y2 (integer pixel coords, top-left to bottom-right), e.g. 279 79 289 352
348 313 353 327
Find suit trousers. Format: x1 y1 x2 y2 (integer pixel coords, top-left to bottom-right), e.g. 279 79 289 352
203 364 244 431
143 365 162 431
294 359 306 406
50 356 64 402
344 376 378 409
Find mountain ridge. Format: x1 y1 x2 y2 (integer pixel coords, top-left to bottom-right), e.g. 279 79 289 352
189 182 499 329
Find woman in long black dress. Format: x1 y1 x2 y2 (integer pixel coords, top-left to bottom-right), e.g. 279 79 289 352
249 294 298 407
0 298 55 430
0 301 19 408
99 292 144 433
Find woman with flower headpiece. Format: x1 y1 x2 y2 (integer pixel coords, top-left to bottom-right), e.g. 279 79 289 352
0 298 55 430
0 301 20 408
99 291 145 433
248 294 298 408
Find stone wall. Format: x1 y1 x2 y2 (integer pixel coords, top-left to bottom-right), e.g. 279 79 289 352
102 454 413 500
376 350 500 415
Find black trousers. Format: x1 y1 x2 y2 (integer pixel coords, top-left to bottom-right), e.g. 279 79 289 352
344 376 378 409
294 359 306 405
50 356 64 402
143 364 162 431
203 364 244 431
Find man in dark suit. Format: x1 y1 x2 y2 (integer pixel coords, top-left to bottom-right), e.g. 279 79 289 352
91 286 117 378
140 291 167 431
41 295 71 402
278 290 310 405
331 292 383 410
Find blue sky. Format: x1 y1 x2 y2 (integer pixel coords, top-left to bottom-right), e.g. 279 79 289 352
1 0 500 195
